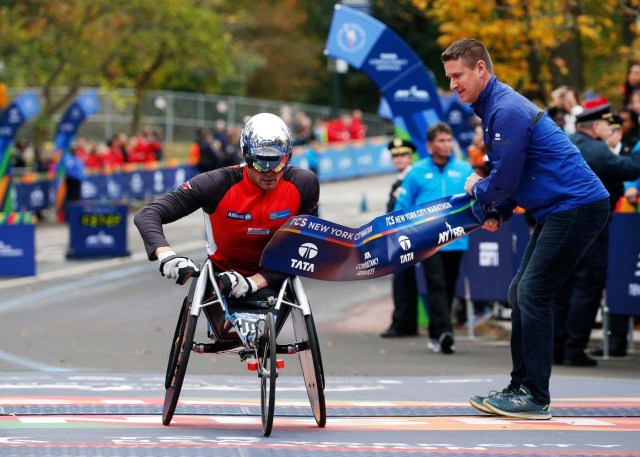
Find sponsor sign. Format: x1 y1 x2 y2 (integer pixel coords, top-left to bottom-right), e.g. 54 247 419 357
325 5 443 156
606 214 640 316
66 202 129 258
0 212 35 276
260 194 487 281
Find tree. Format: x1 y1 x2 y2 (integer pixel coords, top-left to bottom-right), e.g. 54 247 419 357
413 0 640 106
0 0 241 139
100 0 237 135
0 0 127 144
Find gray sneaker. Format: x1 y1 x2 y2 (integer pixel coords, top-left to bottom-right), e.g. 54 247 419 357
469 386 518 414
483 386 552 420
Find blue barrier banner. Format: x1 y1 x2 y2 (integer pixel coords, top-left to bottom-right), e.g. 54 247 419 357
441 94 477 153
13 180 52 213
0 212 36 276
324 5 442 156
52 91 100 214
0 91 40 212
260 194 487 281
13 139 392 212
66 202 129 258
606 214 640 316
290 140 395 181
460 219 515 302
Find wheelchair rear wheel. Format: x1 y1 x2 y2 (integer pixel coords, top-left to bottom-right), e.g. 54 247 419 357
292 308 326 427
260 311 277 436
162 302 198 426
165 295 189 390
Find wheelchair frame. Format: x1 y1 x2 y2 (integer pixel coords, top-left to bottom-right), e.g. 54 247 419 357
162 258 326 436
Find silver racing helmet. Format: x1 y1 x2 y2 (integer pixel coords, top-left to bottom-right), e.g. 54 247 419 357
240 113 292 173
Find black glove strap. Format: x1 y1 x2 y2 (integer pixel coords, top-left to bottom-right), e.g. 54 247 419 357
176 266 196 285
159 255 178 275
216 272 234 296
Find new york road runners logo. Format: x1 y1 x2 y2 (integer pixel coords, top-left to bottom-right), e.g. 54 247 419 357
337 22 366 53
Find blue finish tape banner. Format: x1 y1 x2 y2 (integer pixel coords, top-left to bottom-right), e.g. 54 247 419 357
324 5 443 157
260 194 488 281
52 90 100 213
0 91 40 212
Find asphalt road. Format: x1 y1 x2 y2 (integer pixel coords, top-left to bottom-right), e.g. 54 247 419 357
1 173 637 378
1 174 639 456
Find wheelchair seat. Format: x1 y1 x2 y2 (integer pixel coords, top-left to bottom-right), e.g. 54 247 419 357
202 285 281 347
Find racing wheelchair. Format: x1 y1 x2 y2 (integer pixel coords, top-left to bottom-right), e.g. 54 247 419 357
162 258 326 436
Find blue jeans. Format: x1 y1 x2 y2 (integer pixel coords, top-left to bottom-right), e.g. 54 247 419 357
507 198 609 404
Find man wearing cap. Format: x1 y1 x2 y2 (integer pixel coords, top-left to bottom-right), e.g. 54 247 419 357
381 138 419 338
392 123 472 354
604 114 626 155
553 103 640 366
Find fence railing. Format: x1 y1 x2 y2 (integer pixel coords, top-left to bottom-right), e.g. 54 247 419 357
8 87 391 144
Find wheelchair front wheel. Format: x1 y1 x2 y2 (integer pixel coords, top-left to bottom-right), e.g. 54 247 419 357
162 310 198 426
260 312 277 436
292 309 326 427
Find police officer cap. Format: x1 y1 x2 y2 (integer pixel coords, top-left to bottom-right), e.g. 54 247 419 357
388 138 417 155
575 103 612 124
608 114 623 129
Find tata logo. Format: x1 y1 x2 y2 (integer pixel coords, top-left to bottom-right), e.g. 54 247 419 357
291 242 318 273
298 242 318 259
398 235 412 251
400 252 414 264
438 222 466 244
494 132 502 141
337 22 366 53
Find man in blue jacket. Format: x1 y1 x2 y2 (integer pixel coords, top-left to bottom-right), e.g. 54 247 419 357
441 38 610 420
394 122 472 354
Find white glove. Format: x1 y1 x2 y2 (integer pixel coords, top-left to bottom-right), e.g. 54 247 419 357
158 250 199 285
217 269 258 298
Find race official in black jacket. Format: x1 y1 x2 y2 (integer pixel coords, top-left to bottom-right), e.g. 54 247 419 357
553 103 640 366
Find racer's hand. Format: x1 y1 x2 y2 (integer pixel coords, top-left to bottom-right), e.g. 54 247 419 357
217 270 258 298
158 250 199 285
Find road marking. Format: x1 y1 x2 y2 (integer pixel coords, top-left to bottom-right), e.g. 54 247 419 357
0 350 71 372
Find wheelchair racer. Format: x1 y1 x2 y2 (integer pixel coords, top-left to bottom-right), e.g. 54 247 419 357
134 112 320 302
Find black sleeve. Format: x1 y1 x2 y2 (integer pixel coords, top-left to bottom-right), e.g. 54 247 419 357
286 166 320 216
134 167 240 260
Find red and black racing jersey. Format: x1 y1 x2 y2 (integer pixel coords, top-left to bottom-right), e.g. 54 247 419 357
135 165 319 286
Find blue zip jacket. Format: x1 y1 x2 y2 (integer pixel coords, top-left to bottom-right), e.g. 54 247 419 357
471 77 608 223
395 155 472 251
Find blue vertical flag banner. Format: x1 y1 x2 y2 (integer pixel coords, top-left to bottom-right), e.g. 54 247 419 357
260 194 489 281
0 91 40 213
324 5 443 156
52 90 100 215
